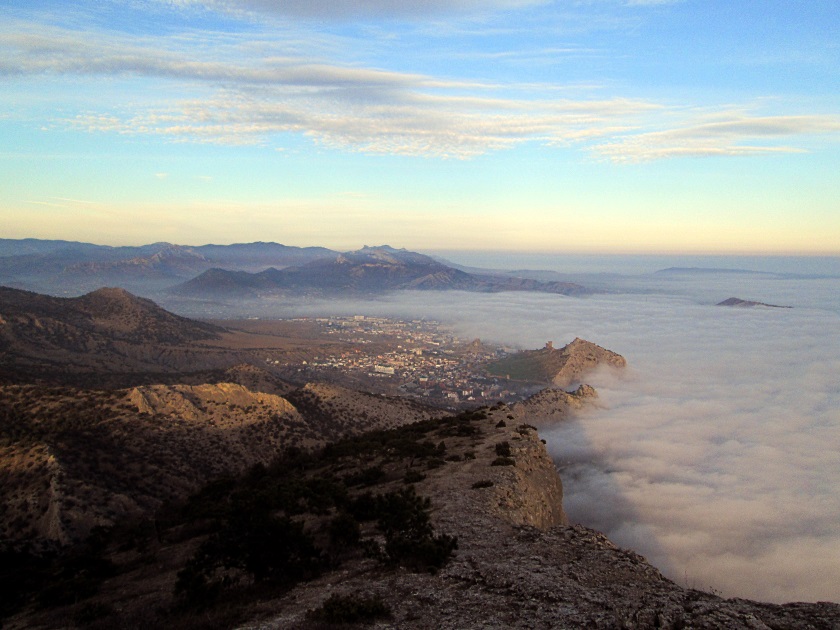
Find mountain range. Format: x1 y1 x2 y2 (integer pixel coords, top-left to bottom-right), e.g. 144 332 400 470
176 245 590 298
0 239 591 300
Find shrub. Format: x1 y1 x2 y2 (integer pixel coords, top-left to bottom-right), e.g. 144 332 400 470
328 512 361 551
491 457 515 467
309 593 391 624
495 420 506 428
403 470 426 484
175 513 323 606
343 466 386 488
495 441 511 457
374 487 457 572
471 480 494 489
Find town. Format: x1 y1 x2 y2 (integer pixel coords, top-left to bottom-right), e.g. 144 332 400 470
263 315 543 407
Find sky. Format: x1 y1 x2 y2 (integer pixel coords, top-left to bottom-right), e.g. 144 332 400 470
2 0 839 253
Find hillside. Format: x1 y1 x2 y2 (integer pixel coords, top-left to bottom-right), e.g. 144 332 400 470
0 286 234 381
510 383 599 425
5 405 838 629
487 338 626 387
0 379 437 548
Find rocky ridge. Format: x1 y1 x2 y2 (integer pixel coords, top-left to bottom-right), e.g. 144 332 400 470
487 338 626 388
245 405 840 630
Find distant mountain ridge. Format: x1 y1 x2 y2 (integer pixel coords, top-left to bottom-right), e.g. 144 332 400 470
0 238 338 295
0 239 594 300
176 245 591 298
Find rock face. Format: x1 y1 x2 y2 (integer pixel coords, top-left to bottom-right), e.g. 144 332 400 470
511 384 598 426
487 338 626 387
244 405 840 630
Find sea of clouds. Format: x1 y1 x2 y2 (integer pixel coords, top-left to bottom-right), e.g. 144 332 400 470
177 260 840 604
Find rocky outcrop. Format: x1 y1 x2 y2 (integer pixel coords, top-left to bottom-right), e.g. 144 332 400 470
487 338 625 387
549 338 626 387
511 384 598 426
717 297 791 309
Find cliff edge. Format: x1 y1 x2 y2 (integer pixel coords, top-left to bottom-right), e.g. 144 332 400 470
246 404 840 630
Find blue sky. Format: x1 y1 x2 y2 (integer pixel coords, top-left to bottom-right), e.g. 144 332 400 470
2 0 839 253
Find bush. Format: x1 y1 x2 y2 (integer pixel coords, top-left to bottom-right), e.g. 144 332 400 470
373 487 458 572
403 470 426 484
175 513 323 606
471 480 494 489
328 512 361 551
495 441 511 457
491 457 515 467
309 593 390 624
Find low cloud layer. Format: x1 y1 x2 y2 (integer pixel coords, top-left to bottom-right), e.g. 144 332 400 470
204 270 840 603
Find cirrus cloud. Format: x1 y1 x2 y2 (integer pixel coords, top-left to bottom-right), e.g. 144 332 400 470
2 21 839 161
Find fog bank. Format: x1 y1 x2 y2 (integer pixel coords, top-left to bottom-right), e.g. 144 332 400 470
239 279 840 604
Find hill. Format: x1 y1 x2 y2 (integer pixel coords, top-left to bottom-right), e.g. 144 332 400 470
0 286 231 381
487 338 626 387
716 297 791 308
0 379 437 548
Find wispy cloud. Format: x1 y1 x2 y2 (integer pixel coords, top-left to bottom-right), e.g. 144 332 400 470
593 113 840 162
3 21 838 161
158 0 547 20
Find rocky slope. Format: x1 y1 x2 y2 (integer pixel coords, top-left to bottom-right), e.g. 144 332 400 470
487 338 626 387
5 401 839 629
244 405 840 630
0 380 437 547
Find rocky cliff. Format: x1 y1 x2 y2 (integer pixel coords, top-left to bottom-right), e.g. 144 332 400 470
243 405 840 630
